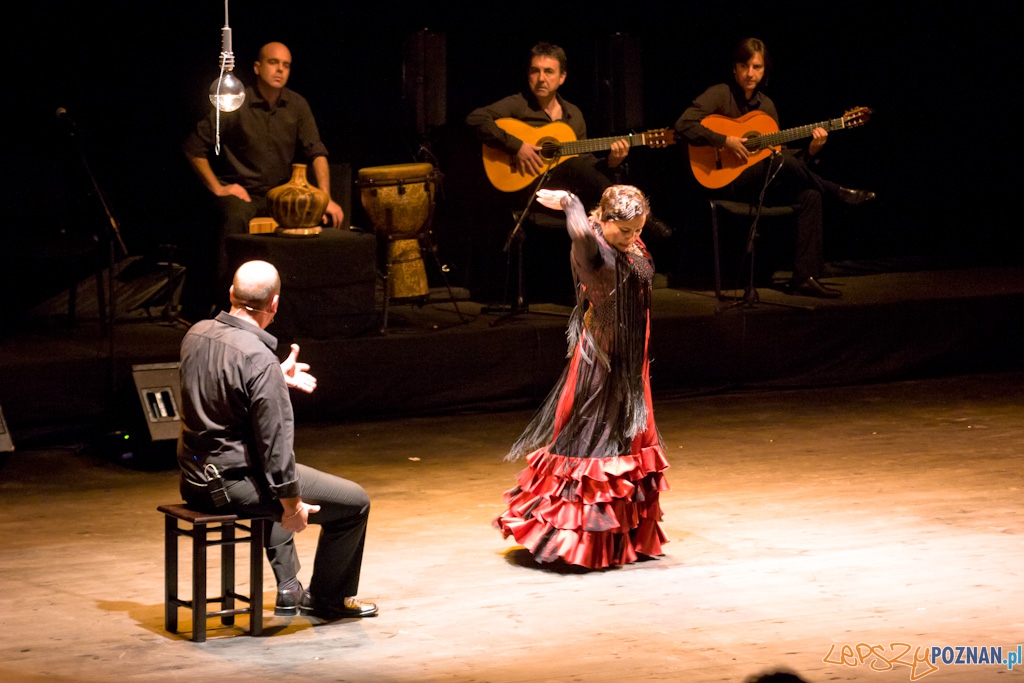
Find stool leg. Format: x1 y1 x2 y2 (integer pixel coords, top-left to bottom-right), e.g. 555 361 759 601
250 519 265 636
192 522 207 643
164 515 178 633
221 522 236 626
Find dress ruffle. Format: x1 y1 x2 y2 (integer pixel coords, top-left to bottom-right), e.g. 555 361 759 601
495 445 669 569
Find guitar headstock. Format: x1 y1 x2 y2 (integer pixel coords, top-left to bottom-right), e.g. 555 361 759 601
645 129 676 148
842 106 872 129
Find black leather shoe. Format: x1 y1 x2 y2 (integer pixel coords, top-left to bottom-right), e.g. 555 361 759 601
301 595 379 620
836 187 876 205
274 587 312 617
789 277 842 299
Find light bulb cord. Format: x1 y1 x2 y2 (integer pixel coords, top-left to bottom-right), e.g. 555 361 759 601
213 0 238 154
214 28 235 155
214 68 224 155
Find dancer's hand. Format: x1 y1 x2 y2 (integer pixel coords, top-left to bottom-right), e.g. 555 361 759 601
535 189 572 211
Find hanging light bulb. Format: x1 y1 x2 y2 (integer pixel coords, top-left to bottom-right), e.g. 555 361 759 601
209 2 245 112
210 62 245 113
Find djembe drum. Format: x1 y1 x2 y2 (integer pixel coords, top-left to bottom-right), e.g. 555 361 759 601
357 162 436 300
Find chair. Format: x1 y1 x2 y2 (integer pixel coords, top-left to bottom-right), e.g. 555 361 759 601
157 504 270 642
708 198 797 302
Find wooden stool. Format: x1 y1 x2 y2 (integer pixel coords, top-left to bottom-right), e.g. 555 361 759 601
157 504 270 642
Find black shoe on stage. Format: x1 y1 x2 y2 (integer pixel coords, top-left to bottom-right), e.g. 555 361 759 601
274 586 312 617
301 595 379 620
789 277 842 299
836 187 876 205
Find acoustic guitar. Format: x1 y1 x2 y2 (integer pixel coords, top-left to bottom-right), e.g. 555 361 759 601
482 118 675 192
688 106 871 189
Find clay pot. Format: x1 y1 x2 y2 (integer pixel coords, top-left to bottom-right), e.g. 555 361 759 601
266 163 328 237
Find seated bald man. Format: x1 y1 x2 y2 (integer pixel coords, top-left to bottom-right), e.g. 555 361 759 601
177 260 377 620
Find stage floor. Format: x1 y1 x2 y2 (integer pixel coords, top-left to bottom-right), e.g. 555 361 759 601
1 371 1022 682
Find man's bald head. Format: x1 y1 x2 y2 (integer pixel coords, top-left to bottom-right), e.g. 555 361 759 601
257 42 291 63
254 42 292 92
231 260 281 311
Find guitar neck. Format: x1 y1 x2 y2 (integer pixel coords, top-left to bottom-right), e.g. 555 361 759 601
558 131 650 156
754 116 846 150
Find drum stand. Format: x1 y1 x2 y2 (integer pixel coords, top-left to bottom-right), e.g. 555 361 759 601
379 223 468 335
358 163 468 334
482 162 569 327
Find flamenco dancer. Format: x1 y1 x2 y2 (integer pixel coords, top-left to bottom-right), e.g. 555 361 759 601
494 186 670 569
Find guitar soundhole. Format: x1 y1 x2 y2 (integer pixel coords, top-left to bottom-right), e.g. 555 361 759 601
743 131 761 151
539 138 560 161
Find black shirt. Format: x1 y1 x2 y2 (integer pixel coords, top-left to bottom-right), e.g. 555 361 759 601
674 82 780 148
184 85 330 196
177 312 299 500
466 90 587 155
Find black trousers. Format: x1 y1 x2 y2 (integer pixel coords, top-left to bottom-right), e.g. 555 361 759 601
182 463 370 601
723 151 839 281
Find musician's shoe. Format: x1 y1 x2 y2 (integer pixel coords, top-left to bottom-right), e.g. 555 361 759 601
836 187 876 205
300 595 379 620
274 585 313 617
789 277 842 299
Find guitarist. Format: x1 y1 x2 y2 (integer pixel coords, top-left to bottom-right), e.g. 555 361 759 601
674 38 874 298
467 42 668 303
466 41 629 208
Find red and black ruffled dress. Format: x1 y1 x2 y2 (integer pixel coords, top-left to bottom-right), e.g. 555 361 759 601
494 197 670 569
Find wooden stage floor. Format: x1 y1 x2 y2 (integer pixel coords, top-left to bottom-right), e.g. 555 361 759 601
1 370 1022 682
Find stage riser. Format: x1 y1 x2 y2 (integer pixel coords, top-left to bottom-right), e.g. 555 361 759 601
2 283 1022 442
289 294 1024 422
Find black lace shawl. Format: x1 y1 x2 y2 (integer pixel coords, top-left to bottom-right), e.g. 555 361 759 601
506 195 657 461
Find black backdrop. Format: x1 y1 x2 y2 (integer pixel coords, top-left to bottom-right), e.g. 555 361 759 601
5 0 1020 313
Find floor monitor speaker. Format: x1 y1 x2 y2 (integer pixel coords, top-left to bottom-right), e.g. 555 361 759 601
131 362 182 442
0 404 13 453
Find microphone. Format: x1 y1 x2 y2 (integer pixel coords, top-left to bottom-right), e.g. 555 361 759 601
55 107 78 133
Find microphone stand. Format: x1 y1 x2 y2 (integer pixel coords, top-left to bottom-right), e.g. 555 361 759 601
59 109 130 390
717 149 811 313
483 157 567 326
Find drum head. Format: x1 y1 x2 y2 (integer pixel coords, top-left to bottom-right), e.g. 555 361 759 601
357 163 434 185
